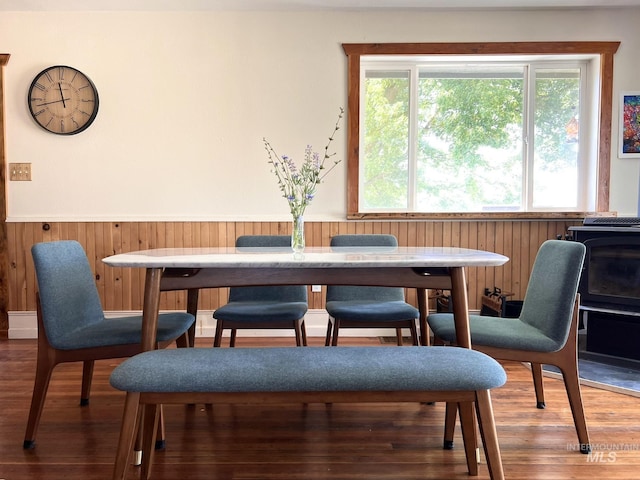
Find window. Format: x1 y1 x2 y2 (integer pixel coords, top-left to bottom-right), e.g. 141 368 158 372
343 42 620 219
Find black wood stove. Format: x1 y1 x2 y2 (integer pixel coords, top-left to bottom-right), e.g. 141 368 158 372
569 218 640 366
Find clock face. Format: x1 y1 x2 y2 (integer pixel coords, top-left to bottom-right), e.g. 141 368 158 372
28 65 99 135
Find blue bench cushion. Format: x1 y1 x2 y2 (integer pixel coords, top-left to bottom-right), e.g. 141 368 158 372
110 346 506 393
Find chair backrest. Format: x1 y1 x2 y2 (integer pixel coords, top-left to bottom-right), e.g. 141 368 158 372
31 240 105 349
326 234 405 302
229 235 308 303
519 240 586 349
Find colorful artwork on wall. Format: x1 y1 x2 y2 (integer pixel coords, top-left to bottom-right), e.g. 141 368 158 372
620 92 640 158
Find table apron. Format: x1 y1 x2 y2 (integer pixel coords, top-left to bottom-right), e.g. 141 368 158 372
159 267 454 291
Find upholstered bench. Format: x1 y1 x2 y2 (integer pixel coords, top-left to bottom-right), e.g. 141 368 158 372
110 346 507 480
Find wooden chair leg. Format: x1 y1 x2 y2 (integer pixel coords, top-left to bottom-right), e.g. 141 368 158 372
325 319 333 346
175 331 190 349
559 363 591 453
230 329 237 347
294 320 305 347
331 319 341 346
396 327 403 346
443 401 457 449
141 403 160 480
409 321 419 346
531 362 546 408
458 401 478 476
112 392 141 480
23 355 56 448
155 405 166 450
299 320 308 346
80 360 94 406
475 389 505 480
213 321 224 347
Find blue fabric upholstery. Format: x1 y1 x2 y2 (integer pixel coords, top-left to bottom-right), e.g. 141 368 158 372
327 234 407 304
32 240 195 350
212 235 308 345
326 235 419 344
428 240 586 353
226 235 307 305
326 300 419 323
110 346 507 393
213 235 308 319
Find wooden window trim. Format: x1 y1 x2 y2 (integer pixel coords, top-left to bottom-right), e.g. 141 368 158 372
342 42 620 220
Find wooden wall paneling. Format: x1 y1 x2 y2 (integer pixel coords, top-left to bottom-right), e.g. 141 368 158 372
2 220 584 338
93 223 107 309
196 222 210 310
28 223 42 311
502 221 514 297
475 222 488 305
111 223 124 311
122 222 138 311
464 222 479 308
7 222 20 313
515 221 526 298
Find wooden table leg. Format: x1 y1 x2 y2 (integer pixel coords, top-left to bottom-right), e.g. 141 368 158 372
417 287 430 346
186 288 199 347
448 267 479 462
449 267 471 349
141 268 163 351
136 268 163 462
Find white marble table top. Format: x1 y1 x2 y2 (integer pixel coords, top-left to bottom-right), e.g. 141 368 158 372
103 246 508 269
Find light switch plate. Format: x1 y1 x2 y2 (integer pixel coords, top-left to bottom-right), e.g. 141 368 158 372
9 163 31 181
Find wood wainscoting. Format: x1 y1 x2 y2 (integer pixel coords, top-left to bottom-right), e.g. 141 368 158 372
3 219 580 336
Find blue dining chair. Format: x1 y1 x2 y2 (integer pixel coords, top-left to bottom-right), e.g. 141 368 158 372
213 235 309 347
428 239 590 452
24 240 195 449
325 234 420 346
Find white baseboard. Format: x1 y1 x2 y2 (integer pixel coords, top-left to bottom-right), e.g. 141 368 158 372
8 309 417 340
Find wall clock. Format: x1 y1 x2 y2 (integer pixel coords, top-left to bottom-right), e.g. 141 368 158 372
27 65 99 135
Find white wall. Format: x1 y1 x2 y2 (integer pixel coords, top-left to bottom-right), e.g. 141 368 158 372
2 7 640 221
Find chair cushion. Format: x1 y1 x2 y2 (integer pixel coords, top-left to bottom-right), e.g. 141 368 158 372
110 346 507 393
428 313 561 352
326 300 419 322
55 312 195 350
213 301 308 322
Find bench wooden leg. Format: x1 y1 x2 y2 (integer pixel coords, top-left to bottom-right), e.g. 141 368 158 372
112 392 141 480
475 389 505 480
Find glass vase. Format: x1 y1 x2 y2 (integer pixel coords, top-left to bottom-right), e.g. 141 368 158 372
291 215 305 252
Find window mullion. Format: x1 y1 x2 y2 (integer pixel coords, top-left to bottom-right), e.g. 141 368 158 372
524 65 535 211
407 67 419 211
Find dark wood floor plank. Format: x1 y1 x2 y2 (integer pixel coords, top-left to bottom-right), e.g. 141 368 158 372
2 337 640 479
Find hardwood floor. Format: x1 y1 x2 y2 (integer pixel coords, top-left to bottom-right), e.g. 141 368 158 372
2 336 640 479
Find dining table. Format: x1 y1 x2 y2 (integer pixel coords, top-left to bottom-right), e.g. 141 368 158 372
103 245 509 350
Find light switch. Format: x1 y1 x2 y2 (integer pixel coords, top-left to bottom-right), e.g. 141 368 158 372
9 163 32 181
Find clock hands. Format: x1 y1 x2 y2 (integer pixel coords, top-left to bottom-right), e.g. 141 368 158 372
58 82 67 108
35 98 71 107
